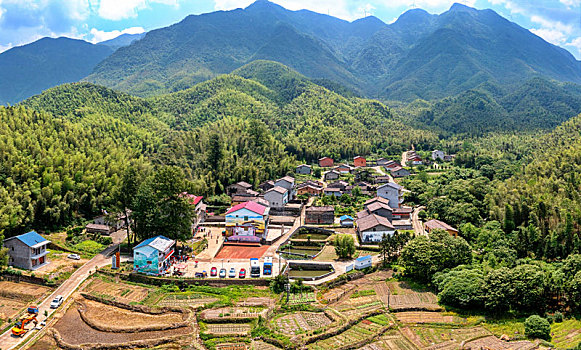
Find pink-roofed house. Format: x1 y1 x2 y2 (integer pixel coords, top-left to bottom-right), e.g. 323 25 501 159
225 201 269 238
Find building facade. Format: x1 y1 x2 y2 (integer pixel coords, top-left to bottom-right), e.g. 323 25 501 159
4 231 50 270
133 235 175 275
377 182 403 209
305 206 335 225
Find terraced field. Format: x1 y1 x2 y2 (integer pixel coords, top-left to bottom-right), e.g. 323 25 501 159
157 293 219 307
274 312 333 335
395 312 465 324
357 330 416 350
84 278 150 303
307 314 390 350
206 323 252 335
400 326 491 349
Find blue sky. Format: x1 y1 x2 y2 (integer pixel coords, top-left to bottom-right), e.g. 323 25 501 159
0 0 579 59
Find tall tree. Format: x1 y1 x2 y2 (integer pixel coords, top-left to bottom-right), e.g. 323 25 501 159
132 166 194 242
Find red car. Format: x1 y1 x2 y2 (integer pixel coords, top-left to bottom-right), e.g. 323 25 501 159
239 268 246 278
210 267 217 277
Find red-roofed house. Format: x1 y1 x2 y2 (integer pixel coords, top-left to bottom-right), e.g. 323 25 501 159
180 192 206 225
225 201 269 238
354 156 366 167
319 157 334 168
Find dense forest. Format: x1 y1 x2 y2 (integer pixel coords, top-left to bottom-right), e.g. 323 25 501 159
0 62 438 236
398 113 581 316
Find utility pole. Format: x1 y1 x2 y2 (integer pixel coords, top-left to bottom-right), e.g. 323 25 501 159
387 287 390 309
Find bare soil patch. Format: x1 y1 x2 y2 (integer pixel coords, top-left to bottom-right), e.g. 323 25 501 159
52 301 193 346
252 340 280 350
81 298 186 329
0 281 52 321
27 333 59 350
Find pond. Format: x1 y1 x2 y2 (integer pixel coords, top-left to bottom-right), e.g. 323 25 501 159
282 247 322 256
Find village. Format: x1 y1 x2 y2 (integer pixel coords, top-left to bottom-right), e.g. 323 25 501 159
0 150 553 350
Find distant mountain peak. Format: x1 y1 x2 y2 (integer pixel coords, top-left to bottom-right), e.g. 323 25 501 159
245 0 283 11
448 3 478 13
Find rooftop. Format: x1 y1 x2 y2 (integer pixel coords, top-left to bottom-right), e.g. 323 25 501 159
266 186 288 194
356 255 372 262
356 213 394 232
364 196 390 207
306 206 334 213
6 231 49 247
366 201 393 212
424 219 458 232
135 235 174 252
226 201 269 215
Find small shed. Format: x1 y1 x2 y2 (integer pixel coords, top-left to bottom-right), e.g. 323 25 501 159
340 215 354 227
354 255 372 270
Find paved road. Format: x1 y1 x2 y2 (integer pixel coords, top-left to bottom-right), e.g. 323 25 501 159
0 244 118 350
412 206 425 236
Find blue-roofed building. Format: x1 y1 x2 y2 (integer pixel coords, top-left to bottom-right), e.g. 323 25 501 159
133 235 175 275
354 255 372 270
3 231 50 270
339 215 354 227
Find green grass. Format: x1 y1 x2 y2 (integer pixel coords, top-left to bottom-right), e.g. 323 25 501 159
550 319 581 349
351 289 376 298
483 318 526 338
73 240 105 256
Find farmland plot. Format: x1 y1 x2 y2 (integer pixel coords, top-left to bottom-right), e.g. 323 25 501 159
158 293 219 308
287 291 317 305
84 278 150 303
274 312 332 335
357 330 416 350
307 314 389 350
464 336 537 350
400 326 491 349
206 323 251 335
201 306 267 321
216 343 248 350
0 281 52 322
395 312 468 325
252 340 281 349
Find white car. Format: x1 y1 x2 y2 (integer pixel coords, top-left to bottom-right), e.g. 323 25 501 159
50 295 63 309
228 268 236 278
67 254 81 260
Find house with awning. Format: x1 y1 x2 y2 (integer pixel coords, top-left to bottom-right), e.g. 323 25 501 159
133 235 175 275
225 201 269 240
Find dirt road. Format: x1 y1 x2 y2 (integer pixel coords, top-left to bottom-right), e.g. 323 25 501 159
0 243 119 350
412 206 425 236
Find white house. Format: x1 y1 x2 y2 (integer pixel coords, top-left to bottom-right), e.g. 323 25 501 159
354 255 372 269
356 214 396 243
431 150 445 161
275 176 295 199
377 182 403 209
263 186 289 208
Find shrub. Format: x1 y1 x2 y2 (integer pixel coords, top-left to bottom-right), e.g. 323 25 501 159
553 311 564 323
524 315 551 340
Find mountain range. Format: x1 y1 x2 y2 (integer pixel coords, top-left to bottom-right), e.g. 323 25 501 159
0 0 580 133
86 0 581 101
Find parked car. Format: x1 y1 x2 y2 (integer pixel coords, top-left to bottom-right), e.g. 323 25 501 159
219 268 227 278
228 267 236 278
50 295 63 309
210 267 217 277
67 254 81 260
239 268 246 278
194 271 207 278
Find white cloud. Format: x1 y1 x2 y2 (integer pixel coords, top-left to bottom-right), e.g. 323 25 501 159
530 27 567 45
566 36 581 51
530 15 574 35
89 26 145 43
0 42 12 53
97 0 180 20
559 0 578 7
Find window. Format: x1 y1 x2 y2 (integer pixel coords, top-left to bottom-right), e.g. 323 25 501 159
244 216 248 221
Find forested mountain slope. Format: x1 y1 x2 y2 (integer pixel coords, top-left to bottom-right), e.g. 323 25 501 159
487 113 581 258
0 38 114 105
6 62 437 234
395 77 581 134
85 1 581 102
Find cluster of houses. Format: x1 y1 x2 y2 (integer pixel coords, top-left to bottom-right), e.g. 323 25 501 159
431 150 455 162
